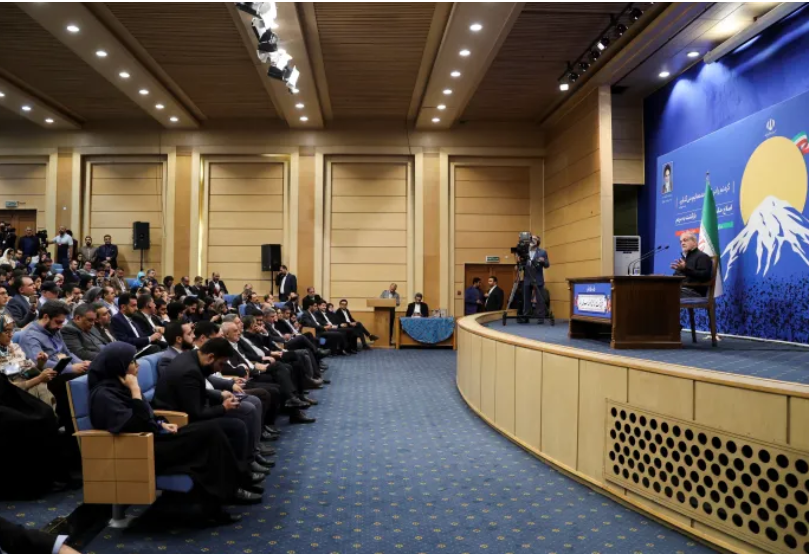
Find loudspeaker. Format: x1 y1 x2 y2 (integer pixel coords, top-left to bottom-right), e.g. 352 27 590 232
133 221 150 251
261 244 281 272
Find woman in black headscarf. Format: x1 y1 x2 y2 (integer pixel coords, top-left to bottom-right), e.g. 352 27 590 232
88 342 242 523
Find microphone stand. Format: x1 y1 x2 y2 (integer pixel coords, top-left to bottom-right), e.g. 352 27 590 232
627 245 665 275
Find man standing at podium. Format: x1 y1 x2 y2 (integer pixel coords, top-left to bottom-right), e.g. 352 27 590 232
520 235 549 323
671 231 712 298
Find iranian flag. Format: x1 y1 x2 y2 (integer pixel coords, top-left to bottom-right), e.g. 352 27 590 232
698 172 723 298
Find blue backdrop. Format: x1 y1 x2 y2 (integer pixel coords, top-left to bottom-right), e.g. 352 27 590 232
643 6 809 342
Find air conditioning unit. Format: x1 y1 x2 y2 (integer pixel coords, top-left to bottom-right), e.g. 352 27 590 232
614 235 641 275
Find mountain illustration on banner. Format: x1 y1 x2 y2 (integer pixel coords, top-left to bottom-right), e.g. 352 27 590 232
722 195 809 280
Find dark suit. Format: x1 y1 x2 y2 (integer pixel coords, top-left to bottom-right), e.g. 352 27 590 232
484 286 504 311
299 310 349 352
130 311 168 351
7 293 36 328
224 339 300 401
92 325 116 345
327 309 369 348
95 243 118 269
275 273 298 302
0 516 58 554
207 279 229 297
62 268 81 284
318 310 361 351
675 248 713 297
110 312 151 349
174 283 196 298
405 302 429 318
62 320 106 360
301 294 323 311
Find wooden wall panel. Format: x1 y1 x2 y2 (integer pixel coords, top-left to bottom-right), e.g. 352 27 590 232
540 353 578 469
612 95 644 185
329 161 409 311
628 370 693 420
480 338 497 421
90 162 162 277
694 383 788 443
494 342 516 435
466 333 482 410
56 153 72 229
207 162 284 289
453 165 530 314
423 153 440 307
297 154 315 291
514 347 542 450
0 164 47 230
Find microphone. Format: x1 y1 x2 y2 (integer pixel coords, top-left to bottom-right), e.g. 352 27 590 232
627 245 668 275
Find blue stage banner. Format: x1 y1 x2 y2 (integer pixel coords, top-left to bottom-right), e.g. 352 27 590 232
655 89 809 342
572 282 612 321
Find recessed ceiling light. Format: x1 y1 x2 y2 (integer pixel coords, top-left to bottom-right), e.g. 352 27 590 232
0 92 5 98
450 70 461 78
687 51 700 58
66 24 80 33
138 89 149 95
295 103 304 109
169 116 179 122
431 117 440 123
45 118 54 124
21 106 31 112
469 23 482 32
96 50 108 58
155 103 165 110
119 71 130 79
300 116 308 122
559 83 570 91
442 89 452 95
659 71 671 78
459 49 470 57
437 104 446 110
291 88 300 94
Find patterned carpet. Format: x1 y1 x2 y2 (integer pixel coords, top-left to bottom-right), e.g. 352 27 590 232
11 350 716 553
487 319 809 384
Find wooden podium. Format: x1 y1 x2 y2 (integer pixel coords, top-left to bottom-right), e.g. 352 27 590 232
567 276 684 349
366 298 397 349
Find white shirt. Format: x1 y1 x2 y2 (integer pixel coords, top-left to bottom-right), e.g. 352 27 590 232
140 311 165 341
413 303 421 315
280 275 288 293
228 340 254 370
341 309 351 323
124 316 140 337
53 233 73 247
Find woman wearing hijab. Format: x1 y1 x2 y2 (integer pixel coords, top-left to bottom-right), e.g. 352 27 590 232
0 248 14 267
88 342 246 524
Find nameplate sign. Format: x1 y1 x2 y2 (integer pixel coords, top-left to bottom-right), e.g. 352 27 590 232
572 282 612 321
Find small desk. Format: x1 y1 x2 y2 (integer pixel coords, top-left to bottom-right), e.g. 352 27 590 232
366 298 397 349
567 276 683 349
395 317 456 349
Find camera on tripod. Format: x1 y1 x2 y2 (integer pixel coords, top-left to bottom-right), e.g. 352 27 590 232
510 231 534 264
35 229 48 246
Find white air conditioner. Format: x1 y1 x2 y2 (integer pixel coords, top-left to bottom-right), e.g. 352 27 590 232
614 235 641 275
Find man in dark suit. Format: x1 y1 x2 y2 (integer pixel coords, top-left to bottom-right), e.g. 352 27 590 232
174 275 196 298
7 275 37 328
484 276 505 312
130 294 167 350
316 300 360 353
405 294 429 318
94 234 118 270
62 303 106 361
334 299 377 345
90 303 116 344
0 515 78 554
243 293 264 317
671 231 713 298
207 272 229 297
299 303 350 354
110 292 163 350
62 259 81 285
243 314 323 387
301 287 323 311
275 265 297 302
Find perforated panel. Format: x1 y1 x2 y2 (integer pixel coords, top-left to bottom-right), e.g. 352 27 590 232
605 401 809 554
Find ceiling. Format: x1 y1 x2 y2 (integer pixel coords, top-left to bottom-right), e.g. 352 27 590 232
0 2 785 132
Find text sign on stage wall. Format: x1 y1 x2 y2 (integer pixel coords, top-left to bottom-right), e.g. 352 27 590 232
655 88 809 342
572 282 612 321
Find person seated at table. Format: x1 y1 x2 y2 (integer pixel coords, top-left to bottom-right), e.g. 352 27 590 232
88 342 252 521
405 293 429 318
670 231 713 298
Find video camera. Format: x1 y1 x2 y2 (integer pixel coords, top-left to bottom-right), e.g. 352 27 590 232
36 229 48 246
510 231 534 264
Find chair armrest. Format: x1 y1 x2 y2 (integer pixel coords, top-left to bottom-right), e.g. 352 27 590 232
682 281 711 288
301 326 316 335
154 410 188 428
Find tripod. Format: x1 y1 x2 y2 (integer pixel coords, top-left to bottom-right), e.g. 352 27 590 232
502 259 555 327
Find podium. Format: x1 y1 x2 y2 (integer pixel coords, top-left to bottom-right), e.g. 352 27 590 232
567 276 684 349
366 298 397 349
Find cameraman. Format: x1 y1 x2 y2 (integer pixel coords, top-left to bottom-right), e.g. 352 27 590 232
521 235 550 323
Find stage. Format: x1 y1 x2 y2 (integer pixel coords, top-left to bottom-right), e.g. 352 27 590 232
485 319 809 385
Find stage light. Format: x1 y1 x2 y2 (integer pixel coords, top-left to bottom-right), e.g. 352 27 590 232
66 24 80 33
437 104 446 110
616 23 627 37
459 49 470 57
579 61 590 73
687 51 700 58
443 89 452 95
0 92 5 98
291 88 299 94
155 104 164 110
659 71 670 78
569 72 579 83
597 37 609 51
559 83 569 92
286 66 300 89
169 116 179 122
139 89 149 95
450 70 461 78
45 118 54 124
21 105 31 112
96 50 108 58
295 103 304 109
268 64 293 82
119 71 130 79
432 117 440 123
300 116 308 122
631 8 643 21
590 49 600 61
470 23 482 32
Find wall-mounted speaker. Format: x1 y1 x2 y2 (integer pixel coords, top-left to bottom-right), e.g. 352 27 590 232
261 244 281 272
133 221 150 251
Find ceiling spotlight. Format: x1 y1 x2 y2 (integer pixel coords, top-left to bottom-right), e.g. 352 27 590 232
437 104 446 110
469 23 483 32
559 82 570 91
630 8 643 21
66 24 80 33
432 117 440 123
590 49 601 61
616 23 628 37
442 89 452 95
139 89 149 95
295 102 304 109
169 116 179 122
291 87 300 94
0 92 5 98
119 71 130 79
286 66 300 89
155 103 165 110
459 49 471 57
45 118 54 124
659 71 671 78
450 70 461 78
300 116 308 122
95 50 108 58
579 61 590 73
597 37 609 51
21 105 31 112
568 72 579 83
687 50 700 58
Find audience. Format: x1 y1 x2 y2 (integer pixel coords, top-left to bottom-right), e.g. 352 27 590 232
62 304 106 361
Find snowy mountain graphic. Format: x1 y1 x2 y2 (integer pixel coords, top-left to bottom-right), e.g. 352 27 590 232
722 195 809 280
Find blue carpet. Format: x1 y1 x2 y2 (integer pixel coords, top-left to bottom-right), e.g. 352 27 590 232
71 350 714 553
487 319 809 385
0 490 83 530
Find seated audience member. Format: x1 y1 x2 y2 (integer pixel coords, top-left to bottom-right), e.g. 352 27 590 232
152 338 267 500
65 284 84 311
242 314 323 388
62 260 81 285
78 275 95 293
110 292 164 350
108 267 127 294
301 287 323 311
243 292 264 317
89 342 254 517
99 285 119 316
283 291 301 315
334 299 377 344
155 298 169 323
299 301 351 354
175 275 196 298
264 307 329 365
39 280 61 307
0 315 55 408
62 304 106 361
9 276 38 329
0 515 80 553
78 261 96 278
145 268 158 287
208 272 228 297
95 235 118 269
231 285 253 310
0 248 14 266
163 275 174 291
192 276 206 296
90 302 116 345
183 296 202 323
406 293 429 318
82 286 103 306
167 301 186 322
0 285 9 319
483 276 504 311
317 300 360 352
131 294 166 338
203 297 227 323
671 231 713 298
275 306 319 347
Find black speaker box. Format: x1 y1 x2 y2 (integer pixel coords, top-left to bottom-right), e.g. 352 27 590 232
261 244 281 272
133 221 150 251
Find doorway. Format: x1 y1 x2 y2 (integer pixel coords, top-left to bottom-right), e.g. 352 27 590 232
0 209 37 249
464 263 515 311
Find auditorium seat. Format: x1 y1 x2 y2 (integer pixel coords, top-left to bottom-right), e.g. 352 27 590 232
224 294 238 304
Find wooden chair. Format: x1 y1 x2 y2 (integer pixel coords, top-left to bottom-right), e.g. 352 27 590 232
680 256 719 347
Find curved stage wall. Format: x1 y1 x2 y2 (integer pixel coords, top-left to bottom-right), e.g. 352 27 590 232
456 312 809 554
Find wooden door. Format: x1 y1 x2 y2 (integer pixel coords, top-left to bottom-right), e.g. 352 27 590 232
0 210 37 249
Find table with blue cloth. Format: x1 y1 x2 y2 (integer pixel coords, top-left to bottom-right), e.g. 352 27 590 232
395 316 456 349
